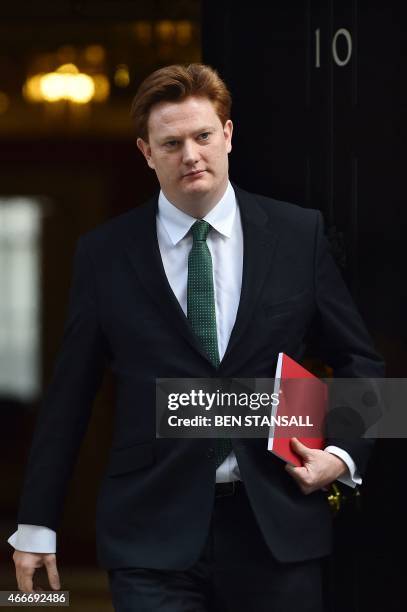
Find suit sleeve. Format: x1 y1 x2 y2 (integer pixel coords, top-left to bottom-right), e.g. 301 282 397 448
17 236 110 530
309 212 385 475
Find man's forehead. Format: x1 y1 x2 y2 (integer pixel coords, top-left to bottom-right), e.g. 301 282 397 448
148 97 220 134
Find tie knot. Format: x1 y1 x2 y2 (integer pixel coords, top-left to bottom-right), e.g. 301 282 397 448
191 219 211 243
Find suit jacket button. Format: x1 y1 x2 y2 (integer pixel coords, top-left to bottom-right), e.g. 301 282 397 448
206 448 215 459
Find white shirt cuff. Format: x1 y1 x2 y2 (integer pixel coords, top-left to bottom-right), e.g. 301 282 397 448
8 525 56 553
324 446 362 488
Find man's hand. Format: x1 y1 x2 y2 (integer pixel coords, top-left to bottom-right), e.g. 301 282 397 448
13 551 60 593
285 437 348 495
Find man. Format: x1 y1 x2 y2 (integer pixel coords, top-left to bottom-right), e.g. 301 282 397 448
9 64 384 611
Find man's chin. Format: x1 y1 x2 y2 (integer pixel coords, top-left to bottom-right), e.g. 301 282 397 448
182 179 212 196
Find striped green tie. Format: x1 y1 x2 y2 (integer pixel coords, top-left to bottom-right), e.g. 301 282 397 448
187 220 233 468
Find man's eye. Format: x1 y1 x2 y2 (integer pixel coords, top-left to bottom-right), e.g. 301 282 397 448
165 140 178 147
198 132 210 140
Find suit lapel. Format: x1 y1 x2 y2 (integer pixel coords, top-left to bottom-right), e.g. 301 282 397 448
219 186 279 368
125 186 279 370
125 194 213 366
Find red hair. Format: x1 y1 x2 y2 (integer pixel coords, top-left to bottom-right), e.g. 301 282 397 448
130 63 232 141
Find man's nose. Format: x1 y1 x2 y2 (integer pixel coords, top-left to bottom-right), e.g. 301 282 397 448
182 140 200 165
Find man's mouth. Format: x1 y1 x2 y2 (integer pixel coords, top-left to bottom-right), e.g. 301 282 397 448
183 169 206 178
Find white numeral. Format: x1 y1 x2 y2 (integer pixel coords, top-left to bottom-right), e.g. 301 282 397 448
315 27 353 67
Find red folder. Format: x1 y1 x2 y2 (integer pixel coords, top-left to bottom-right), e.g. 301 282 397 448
267 353 327 466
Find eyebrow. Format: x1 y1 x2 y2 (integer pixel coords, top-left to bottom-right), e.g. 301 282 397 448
159 126 216 143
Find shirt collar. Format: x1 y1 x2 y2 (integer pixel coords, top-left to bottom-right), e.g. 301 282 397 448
158 181 237 245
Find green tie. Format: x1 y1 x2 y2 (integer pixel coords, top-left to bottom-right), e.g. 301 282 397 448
187 220 233 468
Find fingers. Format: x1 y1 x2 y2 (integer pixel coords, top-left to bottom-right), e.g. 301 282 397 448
285 464 315 495
286 446 346 495
13 551 41 592
13 551 60 593
289 437 313 459
18 571 33 593
44 555 61 590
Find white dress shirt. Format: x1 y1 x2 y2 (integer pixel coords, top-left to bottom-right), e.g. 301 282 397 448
8 180 360 554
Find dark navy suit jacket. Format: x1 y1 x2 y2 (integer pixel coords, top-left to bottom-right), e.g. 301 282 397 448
17 185 385 569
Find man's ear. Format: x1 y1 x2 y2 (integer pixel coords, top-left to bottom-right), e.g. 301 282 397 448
224 119 233 154
137 137 155 170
